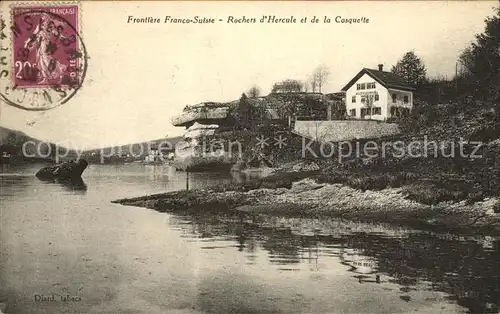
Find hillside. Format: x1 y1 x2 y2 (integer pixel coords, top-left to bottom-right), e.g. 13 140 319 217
307 97 500 205
215 96 500 205
0 125 184 163
0 126 32 146
0 126 56 161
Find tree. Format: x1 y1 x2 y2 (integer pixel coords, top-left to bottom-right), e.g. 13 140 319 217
303 81 310 93
247 85 261 98
458 7 500 100
308 75 317 93
271 93 300 121
301 95 326 119
391 51 427 86
238 93 251 129
270 79 312 124
311 65 330 93
362 94 376 120
271 79 303 93
458 46 476 79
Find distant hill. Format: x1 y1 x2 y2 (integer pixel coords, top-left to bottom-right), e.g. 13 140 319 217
0 126 56 160
0 125 186 163
0 126 30 145
82 136 184 157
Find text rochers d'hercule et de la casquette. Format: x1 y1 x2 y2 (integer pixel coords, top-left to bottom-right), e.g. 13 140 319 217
127 15 370 24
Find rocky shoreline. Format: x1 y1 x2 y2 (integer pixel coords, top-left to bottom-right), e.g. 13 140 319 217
112 174 500 236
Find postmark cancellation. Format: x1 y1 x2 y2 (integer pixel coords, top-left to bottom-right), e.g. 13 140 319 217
0 2 87 111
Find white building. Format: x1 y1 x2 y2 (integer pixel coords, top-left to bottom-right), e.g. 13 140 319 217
341 64 415 121
144 147 160 163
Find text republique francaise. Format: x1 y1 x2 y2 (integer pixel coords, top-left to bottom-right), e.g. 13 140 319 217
127 15 370 24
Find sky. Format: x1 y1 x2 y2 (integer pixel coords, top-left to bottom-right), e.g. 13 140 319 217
0 0 498 149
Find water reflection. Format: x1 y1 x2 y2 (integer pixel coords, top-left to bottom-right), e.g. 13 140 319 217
1 163 278 314
196 272 282 314
37 176 88 192
169 211 500 314
2 163 499 313
0 173 33 197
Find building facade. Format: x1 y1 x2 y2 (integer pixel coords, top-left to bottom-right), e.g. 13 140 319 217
341 65 415 121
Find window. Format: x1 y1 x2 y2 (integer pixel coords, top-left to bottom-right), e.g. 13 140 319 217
404 95 409 103
372 107 381 115
356 83 361 90
352 96 356 103
360 83 366 90
392 93 397 103
361 96 366 104
367 82 376 89
350 109 356 117
375 93 379 101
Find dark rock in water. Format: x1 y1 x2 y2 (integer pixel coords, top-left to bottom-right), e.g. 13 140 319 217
36 159 88 179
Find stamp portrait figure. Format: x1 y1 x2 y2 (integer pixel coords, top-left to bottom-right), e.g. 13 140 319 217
23 13 68 84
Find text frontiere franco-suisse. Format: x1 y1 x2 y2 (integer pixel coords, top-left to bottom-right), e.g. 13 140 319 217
127 15 370 24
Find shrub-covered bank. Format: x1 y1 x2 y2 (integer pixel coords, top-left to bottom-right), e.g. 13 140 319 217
214 96 500 206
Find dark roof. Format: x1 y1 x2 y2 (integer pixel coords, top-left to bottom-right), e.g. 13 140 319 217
341 68 415 92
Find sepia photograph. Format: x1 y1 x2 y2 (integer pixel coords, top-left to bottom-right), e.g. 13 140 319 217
0 0 499 313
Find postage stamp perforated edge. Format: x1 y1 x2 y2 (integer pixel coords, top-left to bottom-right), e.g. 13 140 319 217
8 1 83 88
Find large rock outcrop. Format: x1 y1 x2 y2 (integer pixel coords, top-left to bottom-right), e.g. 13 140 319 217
35 159 88 180
173 123 234 172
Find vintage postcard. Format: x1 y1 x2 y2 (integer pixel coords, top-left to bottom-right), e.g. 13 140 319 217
1 0 499 313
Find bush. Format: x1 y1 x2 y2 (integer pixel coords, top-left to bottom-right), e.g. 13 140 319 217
314 170 418 191
402 181 469 205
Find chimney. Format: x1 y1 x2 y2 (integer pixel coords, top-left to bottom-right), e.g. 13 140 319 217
378 64 383 71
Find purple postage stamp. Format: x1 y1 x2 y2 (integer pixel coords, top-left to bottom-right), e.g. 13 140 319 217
0 3 87 111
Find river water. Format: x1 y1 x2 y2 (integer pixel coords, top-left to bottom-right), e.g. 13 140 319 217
0 163 499 314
